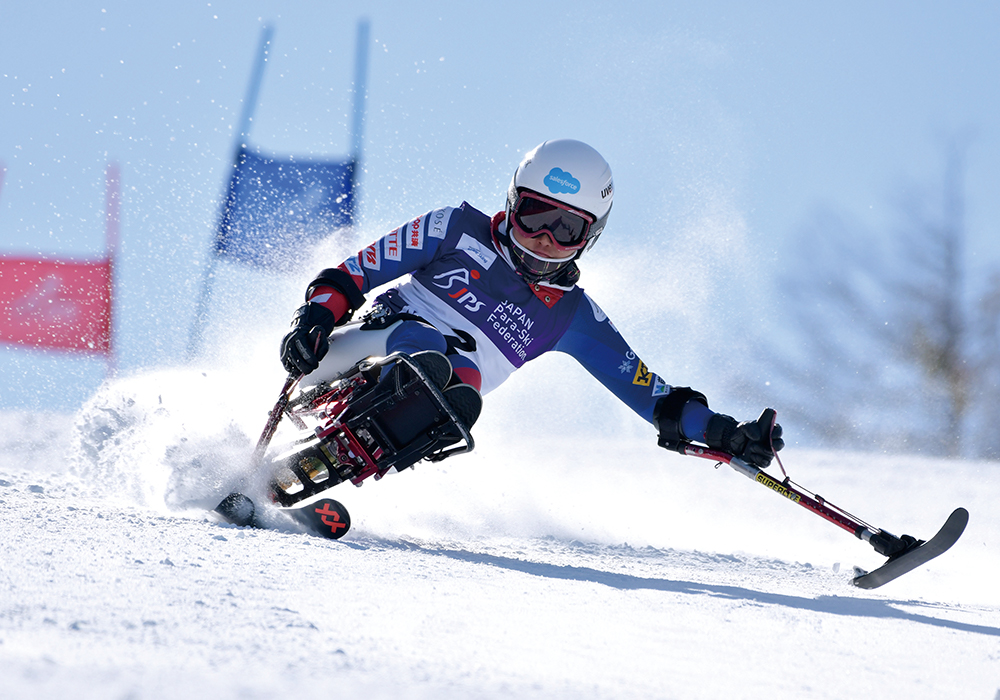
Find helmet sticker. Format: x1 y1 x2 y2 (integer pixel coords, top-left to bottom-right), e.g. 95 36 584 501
543 168 581 195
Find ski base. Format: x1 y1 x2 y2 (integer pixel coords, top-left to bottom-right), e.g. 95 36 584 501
284 497 352 539
852 507 969 589
213 492 352 540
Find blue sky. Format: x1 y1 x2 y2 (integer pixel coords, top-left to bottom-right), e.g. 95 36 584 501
2 1 998 409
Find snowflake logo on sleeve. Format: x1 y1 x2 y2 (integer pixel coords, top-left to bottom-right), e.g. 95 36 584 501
619 351 636 374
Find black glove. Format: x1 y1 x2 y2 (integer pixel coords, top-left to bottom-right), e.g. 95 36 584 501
705 408 784 468
280 302 336 375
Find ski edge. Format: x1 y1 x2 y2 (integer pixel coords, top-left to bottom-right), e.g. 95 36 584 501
851 507 969 590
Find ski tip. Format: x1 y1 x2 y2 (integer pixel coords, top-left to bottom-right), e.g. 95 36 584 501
213 492 257 528
952 506 970 528
945 506 970 543
939 506 970 540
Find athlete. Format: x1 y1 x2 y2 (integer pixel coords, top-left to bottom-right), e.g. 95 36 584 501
279 139 783 467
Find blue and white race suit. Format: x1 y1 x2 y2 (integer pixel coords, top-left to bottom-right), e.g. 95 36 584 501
315 202 678 426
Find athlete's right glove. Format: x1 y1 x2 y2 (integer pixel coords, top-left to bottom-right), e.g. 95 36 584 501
279 302 336 375
705 410 784 468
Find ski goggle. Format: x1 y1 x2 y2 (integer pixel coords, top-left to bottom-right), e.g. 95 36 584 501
510 190 595 252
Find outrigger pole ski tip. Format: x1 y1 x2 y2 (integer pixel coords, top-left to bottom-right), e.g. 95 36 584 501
212 371 303 529
673 408 969 589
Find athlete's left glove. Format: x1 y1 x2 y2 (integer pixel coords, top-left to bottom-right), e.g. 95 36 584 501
705 410 784 468
280 302 336 375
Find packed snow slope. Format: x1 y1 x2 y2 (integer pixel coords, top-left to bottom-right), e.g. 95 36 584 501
1 365 999 700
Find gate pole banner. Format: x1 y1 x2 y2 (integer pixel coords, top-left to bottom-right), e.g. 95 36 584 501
187 21 369 360
0 161 117 357
0 257 112 355
213 147 356 269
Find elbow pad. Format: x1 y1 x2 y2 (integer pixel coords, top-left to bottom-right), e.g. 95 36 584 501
306 267 367 325
654 387 708 452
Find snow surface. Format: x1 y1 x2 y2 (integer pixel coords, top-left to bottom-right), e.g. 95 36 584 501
1 367 999 699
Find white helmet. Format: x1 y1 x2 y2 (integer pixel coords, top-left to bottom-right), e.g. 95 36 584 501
502 139 614 284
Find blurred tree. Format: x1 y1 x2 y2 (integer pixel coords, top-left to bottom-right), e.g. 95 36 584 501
761 141 998 458
972 270 1000 456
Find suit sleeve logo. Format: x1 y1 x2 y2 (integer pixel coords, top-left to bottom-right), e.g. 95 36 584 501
619 351 635 374
362 242 380 271
429 207 454 239
632 361 652 387
407 216 424 250
585 295 608 323
384 226 402 261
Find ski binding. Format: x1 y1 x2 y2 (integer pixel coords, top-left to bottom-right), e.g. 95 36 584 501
851 507 969 589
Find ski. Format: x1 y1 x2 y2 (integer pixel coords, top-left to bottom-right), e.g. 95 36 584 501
213 492 352 540
851 507 969 589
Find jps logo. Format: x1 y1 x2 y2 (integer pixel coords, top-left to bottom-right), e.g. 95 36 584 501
432 267 486 313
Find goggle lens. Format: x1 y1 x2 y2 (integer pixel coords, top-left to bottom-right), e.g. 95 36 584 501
512 192 592 251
